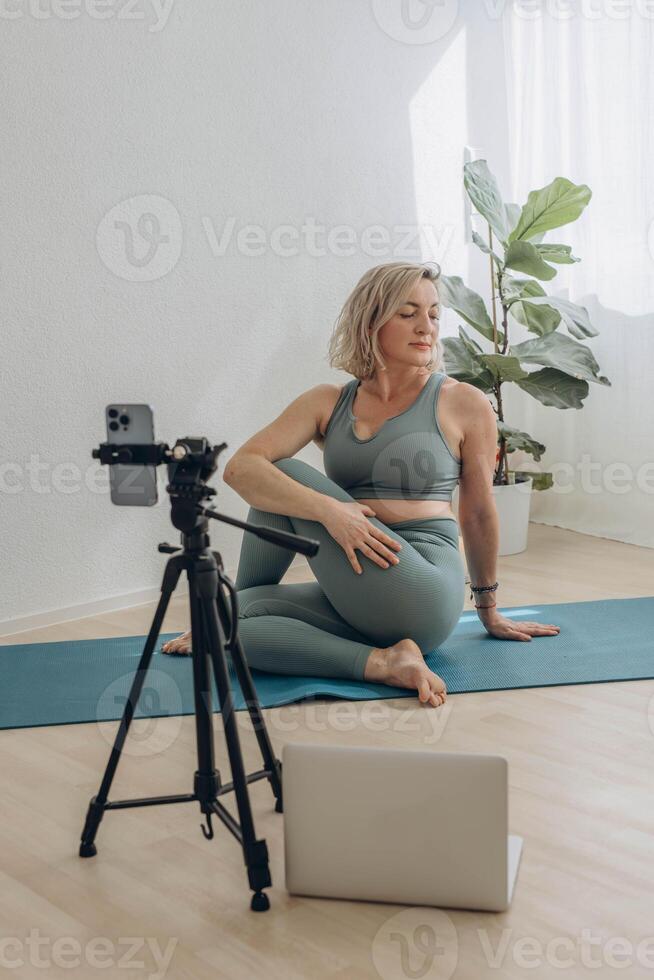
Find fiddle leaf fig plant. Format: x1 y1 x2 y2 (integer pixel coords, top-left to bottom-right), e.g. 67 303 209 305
440 159 611 490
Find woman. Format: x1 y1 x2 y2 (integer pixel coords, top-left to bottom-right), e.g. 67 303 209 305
162 261 560 706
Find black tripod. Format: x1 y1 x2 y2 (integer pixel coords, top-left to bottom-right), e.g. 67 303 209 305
79 437 319 912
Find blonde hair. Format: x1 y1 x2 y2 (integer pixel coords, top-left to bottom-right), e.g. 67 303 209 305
327 261 444 380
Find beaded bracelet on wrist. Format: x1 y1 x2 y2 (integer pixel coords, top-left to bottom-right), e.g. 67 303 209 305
469 580 498 609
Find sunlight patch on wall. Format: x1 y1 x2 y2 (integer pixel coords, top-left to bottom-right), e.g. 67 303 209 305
408 27 468 279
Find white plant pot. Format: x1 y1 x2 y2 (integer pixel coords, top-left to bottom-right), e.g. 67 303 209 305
490 476 533 555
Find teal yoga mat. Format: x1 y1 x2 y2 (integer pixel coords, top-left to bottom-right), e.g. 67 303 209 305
1 597 652 731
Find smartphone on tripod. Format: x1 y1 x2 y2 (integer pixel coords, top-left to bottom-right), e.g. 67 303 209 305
105 403 158 506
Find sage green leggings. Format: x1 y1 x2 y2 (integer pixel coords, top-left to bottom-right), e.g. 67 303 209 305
233 457 466 681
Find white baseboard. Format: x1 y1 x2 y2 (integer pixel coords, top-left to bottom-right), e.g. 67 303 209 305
0 555 308 639
0 582 190 639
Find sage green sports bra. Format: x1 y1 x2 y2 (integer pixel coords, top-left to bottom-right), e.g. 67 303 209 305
322 372 462 501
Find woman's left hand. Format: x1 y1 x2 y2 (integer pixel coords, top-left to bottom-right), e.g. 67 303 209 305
477 608 561 641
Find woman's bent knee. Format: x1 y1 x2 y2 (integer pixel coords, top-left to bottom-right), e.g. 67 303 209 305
396 576 465 652
419 593 465 651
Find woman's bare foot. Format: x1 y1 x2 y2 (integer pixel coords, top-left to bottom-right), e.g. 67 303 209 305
161 629 192 655
364 638 447 707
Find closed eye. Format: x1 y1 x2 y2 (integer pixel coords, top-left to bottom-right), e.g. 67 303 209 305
400 310 440 320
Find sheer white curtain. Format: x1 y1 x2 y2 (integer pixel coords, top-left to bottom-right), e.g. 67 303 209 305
501 5 654 548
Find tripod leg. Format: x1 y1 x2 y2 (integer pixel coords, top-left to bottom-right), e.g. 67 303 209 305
198 594 272 912
187 573 221 829
80 558 183 857
215 566 283 812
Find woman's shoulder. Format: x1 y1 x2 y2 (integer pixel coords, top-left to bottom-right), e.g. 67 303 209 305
314 380 353 440
315 379 353 404
436 376 493 459
439 374 487 410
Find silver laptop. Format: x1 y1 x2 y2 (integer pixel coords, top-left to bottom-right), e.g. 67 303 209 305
283 743 523 912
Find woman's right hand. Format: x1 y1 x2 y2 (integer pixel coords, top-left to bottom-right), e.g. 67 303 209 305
322 501 402 574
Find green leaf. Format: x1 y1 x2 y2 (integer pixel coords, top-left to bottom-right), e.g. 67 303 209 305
497 421 546 461
504 241 557 281
463 159 509 243
457 324 485 356
514 367 589 408
502 276 537 304
471 230 503 268
441 332 496 391
505 279 561 336
479 353 530 383
508 177 592 243
535 243 580 264
438 274 503 345
520 295 598 339
510 332 610 386
513 470 554 491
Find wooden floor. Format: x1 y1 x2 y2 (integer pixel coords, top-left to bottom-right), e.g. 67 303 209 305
1 522 654 979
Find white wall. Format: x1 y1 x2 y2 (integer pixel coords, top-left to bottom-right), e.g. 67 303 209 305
1 0 510 632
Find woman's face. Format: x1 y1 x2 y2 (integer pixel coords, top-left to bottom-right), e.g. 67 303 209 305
371 277 440 371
